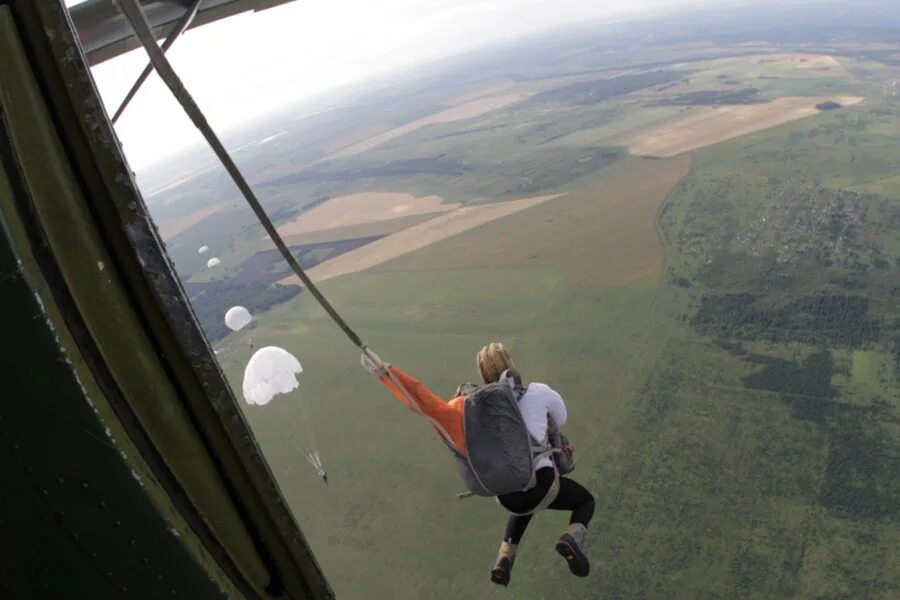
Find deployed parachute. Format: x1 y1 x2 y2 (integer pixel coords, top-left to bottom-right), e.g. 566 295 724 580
225 306 252 331
241 347 325 483
198 245 209 254
242 346 302 406
206 257 221 268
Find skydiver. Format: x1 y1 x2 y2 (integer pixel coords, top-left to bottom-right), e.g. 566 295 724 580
476 343 594 586
318 468 328 486
371 343 594 586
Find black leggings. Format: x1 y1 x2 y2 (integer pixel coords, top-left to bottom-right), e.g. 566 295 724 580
498 467 594 544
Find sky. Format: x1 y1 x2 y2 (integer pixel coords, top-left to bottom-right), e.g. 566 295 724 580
66 0 720 170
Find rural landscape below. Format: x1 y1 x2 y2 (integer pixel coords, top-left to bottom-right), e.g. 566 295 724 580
135 1 900 597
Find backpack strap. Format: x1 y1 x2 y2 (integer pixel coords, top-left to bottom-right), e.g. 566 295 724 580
501 369 527 397
502 369 554 469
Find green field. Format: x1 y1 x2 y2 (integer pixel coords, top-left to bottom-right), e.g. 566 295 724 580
156 35 900 599
217 267 679 598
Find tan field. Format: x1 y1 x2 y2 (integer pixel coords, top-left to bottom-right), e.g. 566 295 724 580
272 213 440 248
629 96 865 157
319 122 396 154
750 53 842 69
381 155 692 286
156 201 229 240
273 192 458 238
322 91 534 160
278 194 563 285
439 79 519 106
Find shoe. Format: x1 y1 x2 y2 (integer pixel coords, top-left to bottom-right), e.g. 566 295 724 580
555 523 589 577
490 541 516 586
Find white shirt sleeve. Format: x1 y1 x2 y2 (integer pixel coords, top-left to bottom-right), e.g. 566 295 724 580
544 385 568 427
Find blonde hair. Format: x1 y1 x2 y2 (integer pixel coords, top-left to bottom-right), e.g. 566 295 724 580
476 342 515 384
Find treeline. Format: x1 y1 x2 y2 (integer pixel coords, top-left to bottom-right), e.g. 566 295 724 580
693 293 880 347
653 88 762 106
535 70 689 105
742 351 836 401
260 155 470 188
188 281 301 342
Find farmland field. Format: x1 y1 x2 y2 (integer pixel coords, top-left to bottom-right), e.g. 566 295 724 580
628 95 865 157
139 7 900 598
381 155 691 286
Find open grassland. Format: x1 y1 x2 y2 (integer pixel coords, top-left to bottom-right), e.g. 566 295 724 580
381 156 691 285
629 96 865 157
217 267 677 600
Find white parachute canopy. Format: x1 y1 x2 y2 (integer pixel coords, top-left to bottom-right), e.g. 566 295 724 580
224 306 252 331
242 346 303 406
206 257 221 268
198 245 209 254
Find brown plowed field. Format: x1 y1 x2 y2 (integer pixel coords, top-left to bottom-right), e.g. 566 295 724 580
380 155 693 286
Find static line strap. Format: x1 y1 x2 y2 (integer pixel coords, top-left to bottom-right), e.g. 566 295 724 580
111 0 201 123
116 0 365 350
362 349 454 447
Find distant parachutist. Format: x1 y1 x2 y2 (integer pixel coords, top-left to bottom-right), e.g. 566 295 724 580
307 451 327 486
242 347 326 487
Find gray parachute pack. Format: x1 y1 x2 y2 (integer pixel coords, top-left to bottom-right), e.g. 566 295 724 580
450 370 572 497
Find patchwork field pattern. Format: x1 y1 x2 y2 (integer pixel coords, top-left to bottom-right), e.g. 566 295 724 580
279 193 564 284
141 25 900 600
381 156 692 286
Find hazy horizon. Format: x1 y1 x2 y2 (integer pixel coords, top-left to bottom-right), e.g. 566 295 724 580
72 0 740 170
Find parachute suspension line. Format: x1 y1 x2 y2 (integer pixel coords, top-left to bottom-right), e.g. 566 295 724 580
297 394 319 450
116 0 365 351
111 0 201 123
296 392 322 462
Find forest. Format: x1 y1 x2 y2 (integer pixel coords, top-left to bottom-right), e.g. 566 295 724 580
692 293 881 348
